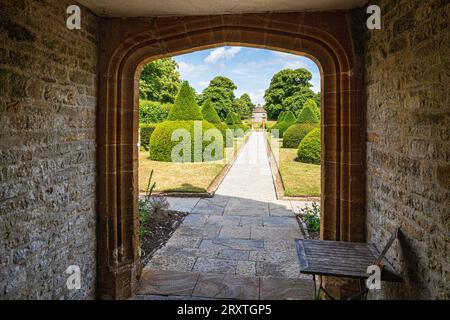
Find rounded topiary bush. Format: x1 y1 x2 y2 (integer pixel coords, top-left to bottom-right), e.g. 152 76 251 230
139 123 157 151
297 127 321 164
283 123 318 148
276 121 293 138
150 81 224 162
150 120 222 162
166 81 203 121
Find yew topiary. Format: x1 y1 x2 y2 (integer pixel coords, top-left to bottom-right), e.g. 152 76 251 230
149 120 222 162
283 123 318 148
297 127 321 164
297 104 319 124
166 81 203 121
201 99 221 123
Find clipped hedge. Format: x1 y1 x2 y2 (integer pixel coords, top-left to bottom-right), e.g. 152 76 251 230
139 123 157 151
297 127 321 164
149 120 223 162
139 100 171 123
167 81 203 120
282 123 318 148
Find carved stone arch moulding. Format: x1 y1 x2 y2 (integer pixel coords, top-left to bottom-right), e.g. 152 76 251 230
96 13 365 299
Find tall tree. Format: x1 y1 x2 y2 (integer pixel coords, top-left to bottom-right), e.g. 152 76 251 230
233 93 254 119
139 58 182 103
264 68 317 119
198 76 237 120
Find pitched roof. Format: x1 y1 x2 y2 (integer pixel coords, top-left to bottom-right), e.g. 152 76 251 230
253 105 266 113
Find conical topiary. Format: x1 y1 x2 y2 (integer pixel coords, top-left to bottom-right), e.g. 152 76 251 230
283 111 296 123
297 104 319 124
225 112 235 125
167 81 203 121
201 99 221 123
232 112 241 124
277 111 286 122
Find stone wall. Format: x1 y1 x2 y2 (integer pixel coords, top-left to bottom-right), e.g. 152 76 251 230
0 0 98 299
365 0 449 299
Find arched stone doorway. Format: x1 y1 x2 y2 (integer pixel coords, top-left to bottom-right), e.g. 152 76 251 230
96 13 365 299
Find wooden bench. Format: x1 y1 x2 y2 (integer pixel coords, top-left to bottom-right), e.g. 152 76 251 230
295 228 403 300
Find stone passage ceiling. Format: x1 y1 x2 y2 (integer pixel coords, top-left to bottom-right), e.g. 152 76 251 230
78 0 369 17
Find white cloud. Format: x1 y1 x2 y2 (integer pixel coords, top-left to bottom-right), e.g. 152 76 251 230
283 60 307 69
273 51 298 59
198 81 209 90
178 61 195 74
205 47 241 63
248 89 265 105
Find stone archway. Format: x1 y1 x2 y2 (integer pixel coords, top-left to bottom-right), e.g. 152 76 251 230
96 13 365 299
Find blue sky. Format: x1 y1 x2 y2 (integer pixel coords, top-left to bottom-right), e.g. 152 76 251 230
172 46 320 105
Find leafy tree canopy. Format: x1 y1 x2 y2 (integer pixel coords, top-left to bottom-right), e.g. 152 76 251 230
233 93 254 119
198 76 237 120
264 68 318 120
139 58 182 103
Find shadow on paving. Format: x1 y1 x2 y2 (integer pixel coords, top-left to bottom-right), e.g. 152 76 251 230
136 194 315 300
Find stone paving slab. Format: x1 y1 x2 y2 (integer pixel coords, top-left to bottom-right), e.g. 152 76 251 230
251 226 303 240
165 234 202 249
137 269 314 300
268 200 296 217
224 198 269 216
174 225 222 240
192 199 225 215
141 132 314 300
192 273 260 300
145 252 198 272
193 257 238 274
137 268 199 296
260 277 315 300
217 249 250 261
219 225 251 239
263 216 299 227
166 197 200 213
212 238 265 250
205 215 241 226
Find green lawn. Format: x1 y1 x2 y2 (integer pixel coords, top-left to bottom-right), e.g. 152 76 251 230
139 135 249 193
278 148 321 197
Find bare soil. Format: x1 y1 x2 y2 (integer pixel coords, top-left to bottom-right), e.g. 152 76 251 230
140 209 187 266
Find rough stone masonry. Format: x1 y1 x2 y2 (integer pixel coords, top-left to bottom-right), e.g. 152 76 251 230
0 0 98 299
365 0 449 299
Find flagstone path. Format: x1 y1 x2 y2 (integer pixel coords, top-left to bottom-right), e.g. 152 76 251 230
136 132 315 300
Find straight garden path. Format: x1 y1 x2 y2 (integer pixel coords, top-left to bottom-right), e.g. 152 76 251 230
137 131 315 300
